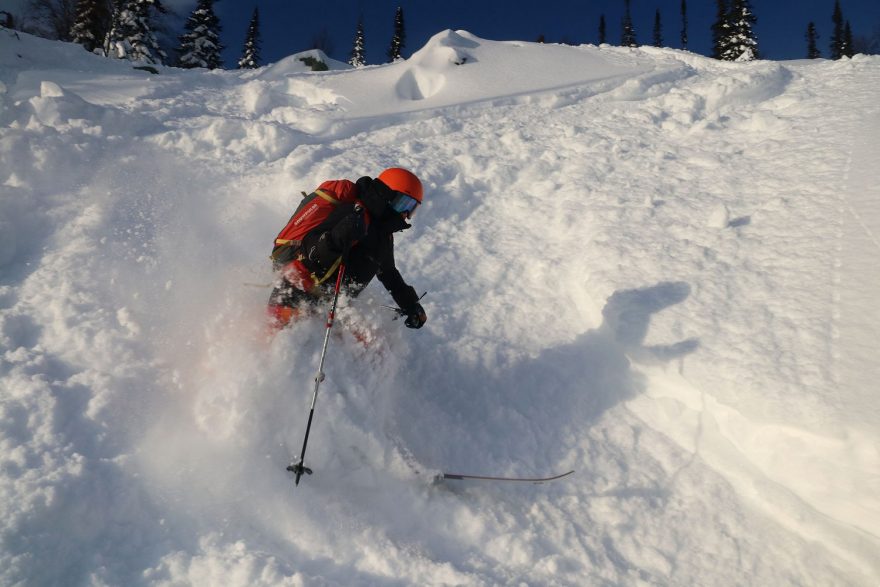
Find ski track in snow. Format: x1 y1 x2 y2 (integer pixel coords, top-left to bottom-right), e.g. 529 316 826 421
1 28 879 586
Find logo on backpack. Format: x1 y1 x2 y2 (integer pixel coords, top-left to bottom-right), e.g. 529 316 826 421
271 186 359 266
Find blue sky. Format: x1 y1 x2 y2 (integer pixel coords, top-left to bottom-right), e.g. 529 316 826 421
7 0 875 63
193 0 880 66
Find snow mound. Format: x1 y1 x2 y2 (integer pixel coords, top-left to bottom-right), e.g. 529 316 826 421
17 80 131 133
394 30 477 100
259 48 351 77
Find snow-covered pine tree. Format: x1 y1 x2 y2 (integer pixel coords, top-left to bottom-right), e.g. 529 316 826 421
806 21 821 59
104 0 167 64
653 9 663 47
830 0 845 59
711 0 730 59
598 14 607 45
176 0 222 69
349 14 366 67
721 0 758 61
387 6 405 61
103 0 124 55
621 0 637 47
680 0 688 49
70 0 112 53
237 6 260 69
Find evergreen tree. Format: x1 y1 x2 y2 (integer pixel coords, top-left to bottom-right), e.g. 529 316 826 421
349 14 366 67
721 0 758 61
850 27 878 55
830 0 844 59
237 6 260 69
621 0 637 47
103 0 124 55
176 0 222 69
843 20 854 57
70 0 112 53
869 25 880 54
598 14 607 44
23 0 77 41
387 6 405 62
806 21 821 59
653 9 663 47
309 27 333 55
680 0 688 49
711 0 730 59
104 0 167 64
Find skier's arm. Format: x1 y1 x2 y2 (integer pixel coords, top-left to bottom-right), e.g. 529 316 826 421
327 205 366 255
376 239 427 328
302 205 365 268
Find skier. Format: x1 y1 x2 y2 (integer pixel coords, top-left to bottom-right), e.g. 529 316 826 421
267 167 428 332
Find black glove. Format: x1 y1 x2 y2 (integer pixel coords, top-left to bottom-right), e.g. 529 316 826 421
404 303 427 329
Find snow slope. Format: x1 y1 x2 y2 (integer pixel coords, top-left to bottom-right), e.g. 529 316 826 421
2 27 879 586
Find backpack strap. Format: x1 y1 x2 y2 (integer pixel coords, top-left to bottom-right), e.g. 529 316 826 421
309 256 344 288
312 188 339 205
273 189 338 247
304 188 353 285
271 186 349 287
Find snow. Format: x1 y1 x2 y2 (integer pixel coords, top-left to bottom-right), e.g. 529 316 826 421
2 26 880 586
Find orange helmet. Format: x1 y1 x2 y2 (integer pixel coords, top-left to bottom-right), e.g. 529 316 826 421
378 167 423 203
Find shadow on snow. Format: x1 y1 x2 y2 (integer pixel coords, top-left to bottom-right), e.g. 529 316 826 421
395 281 699 476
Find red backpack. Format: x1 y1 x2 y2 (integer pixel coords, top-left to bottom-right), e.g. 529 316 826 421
270 180 359 266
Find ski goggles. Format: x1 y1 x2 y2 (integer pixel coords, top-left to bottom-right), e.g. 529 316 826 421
389 191 420 218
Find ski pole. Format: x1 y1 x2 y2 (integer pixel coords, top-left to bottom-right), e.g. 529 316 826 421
381 292 428 319
288 262 346 486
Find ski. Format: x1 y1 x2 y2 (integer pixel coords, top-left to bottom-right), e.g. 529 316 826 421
438 470 575 484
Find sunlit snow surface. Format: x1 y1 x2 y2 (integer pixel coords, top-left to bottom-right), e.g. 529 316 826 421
2 28 879 586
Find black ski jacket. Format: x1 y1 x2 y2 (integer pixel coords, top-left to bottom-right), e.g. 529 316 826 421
298 176 420 312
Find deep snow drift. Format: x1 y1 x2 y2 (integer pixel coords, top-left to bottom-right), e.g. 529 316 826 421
2 27 879 586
